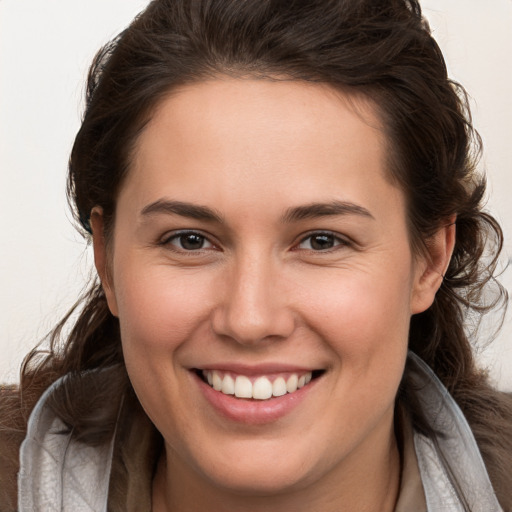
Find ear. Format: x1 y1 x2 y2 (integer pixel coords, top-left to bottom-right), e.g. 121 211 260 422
411 217 456 315
90 207 119 317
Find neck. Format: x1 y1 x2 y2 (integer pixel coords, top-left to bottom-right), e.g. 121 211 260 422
152 425 400 512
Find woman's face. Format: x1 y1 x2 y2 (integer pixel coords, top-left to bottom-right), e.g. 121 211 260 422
94 79 443 499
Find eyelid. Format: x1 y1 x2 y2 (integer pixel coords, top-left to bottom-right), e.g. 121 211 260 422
294 230 352 251
159 229 219 252
157 229 354 253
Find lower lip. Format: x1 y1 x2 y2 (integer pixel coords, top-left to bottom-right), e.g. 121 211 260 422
193 372 319 425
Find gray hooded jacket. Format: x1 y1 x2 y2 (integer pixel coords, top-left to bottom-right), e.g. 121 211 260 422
17 353 503 511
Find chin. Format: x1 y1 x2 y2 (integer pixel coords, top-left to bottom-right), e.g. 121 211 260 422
187 441 325 497
205 464 311 497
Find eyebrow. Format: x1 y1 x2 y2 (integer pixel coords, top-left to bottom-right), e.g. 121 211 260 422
281 201 374 223
140 199 224 223
140 198 374 224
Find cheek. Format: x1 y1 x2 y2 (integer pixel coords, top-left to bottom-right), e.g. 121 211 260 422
113 263 216 357
111 264 216 428
300 266 413 343
296 265 413 396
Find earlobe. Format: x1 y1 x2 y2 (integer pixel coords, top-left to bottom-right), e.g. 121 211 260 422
90 207 119 317
411 218 456 315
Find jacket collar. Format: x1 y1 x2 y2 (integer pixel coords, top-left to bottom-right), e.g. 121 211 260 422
408 352 502 512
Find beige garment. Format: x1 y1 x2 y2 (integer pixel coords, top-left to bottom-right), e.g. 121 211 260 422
394 410 427 512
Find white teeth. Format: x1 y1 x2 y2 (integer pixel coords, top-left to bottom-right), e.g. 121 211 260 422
204 370 315 400
253 377 273 400
221 374 235 395
286 374 298 393
234 375 253 398
272 377 287 397
212 372 223 391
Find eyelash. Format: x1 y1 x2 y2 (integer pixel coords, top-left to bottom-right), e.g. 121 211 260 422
159 230 351 254
295 231 351 252
160 230 216 253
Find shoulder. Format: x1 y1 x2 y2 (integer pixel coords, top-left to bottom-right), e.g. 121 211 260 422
463 388 512 510
404 354 512 509
0 385 25 512
0 374 57 512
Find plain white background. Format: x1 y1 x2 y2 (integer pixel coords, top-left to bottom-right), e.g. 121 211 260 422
1 0 512 387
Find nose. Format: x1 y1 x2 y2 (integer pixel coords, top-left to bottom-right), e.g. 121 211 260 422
211 252 295 346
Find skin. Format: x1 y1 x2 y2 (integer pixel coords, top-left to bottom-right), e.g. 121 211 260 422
91 79 454 512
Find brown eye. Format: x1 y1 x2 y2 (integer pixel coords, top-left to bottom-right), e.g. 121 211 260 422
163 231 214 251
298 232 348 251
180 233 206 250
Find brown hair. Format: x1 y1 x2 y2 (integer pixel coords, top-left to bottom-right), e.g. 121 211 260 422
10 0 512 507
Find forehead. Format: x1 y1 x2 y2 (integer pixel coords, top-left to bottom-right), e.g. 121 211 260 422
134 79 384 158
122 78 402 220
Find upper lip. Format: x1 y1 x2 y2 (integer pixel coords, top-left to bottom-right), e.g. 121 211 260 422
191 363 321 375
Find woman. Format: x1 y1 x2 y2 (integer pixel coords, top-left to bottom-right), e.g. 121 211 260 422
1 0 511 510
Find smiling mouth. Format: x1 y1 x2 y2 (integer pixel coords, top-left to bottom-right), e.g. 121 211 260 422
195 369 324 400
